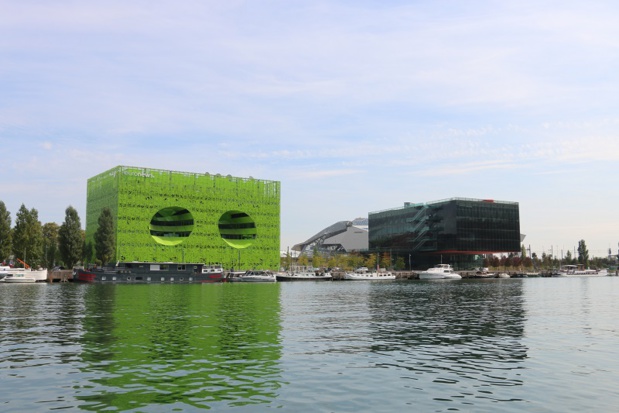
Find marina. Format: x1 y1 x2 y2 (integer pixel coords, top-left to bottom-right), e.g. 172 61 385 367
0 265 615 284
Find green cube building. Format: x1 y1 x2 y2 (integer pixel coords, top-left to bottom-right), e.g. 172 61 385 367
85 166 280 270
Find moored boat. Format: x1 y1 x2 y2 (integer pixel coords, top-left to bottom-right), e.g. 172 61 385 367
0 268 48 283
200 264 225 282
0 266 12 280
276 267 332 281
554 265 605 277
2 273 37 283
344 267 396 281
470 267 495 278
227 270 277 282
74 262 224 283
419 264 462 280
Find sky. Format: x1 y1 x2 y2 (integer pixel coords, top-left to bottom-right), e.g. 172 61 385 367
1 0 619 259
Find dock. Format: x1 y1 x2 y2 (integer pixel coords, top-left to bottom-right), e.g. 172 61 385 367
47 270 72 283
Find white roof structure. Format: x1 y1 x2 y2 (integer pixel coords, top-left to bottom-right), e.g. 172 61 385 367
292 218 368 256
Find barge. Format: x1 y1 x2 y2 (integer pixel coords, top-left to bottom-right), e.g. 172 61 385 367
74 262 224 283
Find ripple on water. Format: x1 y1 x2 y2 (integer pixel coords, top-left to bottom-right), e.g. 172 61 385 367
2 279 619 412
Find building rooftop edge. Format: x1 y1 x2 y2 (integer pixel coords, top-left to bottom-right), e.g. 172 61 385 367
88 165 280 184
369 197 519 215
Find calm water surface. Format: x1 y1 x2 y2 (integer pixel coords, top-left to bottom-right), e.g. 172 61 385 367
1 278 619 412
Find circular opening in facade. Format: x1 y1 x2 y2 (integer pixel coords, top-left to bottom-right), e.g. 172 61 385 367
218 210 257 249
150 206 194 246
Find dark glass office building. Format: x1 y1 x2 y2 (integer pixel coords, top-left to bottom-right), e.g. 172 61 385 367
369 198 520 270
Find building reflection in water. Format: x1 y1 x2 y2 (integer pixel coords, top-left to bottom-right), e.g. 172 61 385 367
76 283 282 411
366 281 527 395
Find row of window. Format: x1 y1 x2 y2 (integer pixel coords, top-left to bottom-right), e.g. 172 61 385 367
99 275 193 282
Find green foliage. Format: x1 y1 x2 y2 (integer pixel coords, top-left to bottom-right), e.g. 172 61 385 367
42 222 60 270
347 253 365 270
394 256 405 270
83 240 94 264
312 251 324 269
578 239 589 267
279 253 289 271
364 254 377 270
565 250 573 264
12 204 44 267
380 252 391 269
59 206 83 268
94 207 115 265
0 201 11 263
297 254 309 267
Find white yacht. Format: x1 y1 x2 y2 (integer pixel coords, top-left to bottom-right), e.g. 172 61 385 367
1 267 48 283
227 270 277 282
276 267 332 281
418 264 462 280
344 267 396 281
555 265 604 277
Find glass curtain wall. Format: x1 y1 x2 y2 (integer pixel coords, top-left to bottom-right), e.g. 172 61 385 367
369 198 520 270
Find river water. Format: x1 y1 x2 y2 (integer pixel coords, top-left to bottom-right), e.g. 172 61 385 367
1 277 619 412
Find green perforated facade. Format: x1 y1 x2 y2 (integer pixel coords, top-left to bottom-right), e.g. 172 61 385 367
85 166 280 270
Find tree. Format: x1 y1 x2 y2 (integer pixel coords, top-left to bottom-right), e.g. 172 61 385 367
512 256 522 268
297 254 309 267
94 208 115 265
83 240 94 265
565 250 573 264
380 252 391 269
394 256 405 270
12 204 44 267
347 252 365 270
0 201 11 263
490 255 500 268
42 222 60 270
59 206 83 268
280 251 292 271
312 251 324 269
578 239 589 267
364 253 377 270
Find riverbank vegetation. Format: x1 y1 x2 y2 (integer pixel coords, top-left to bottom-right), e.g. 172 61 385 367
282 239 616 273
0 201 84 269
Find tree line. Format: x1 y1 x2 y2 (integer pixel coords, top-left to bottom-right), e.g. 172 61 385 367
281 250 404 272
0 201 115 269
283 240 611 273
491 239 610 270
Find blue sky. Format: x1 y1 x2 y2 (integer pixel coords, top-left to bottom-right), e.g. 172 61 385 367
2 1 618 258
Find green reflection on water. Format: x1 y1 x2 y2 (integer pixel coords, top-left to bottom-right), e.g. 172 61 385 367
77 283 282 410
